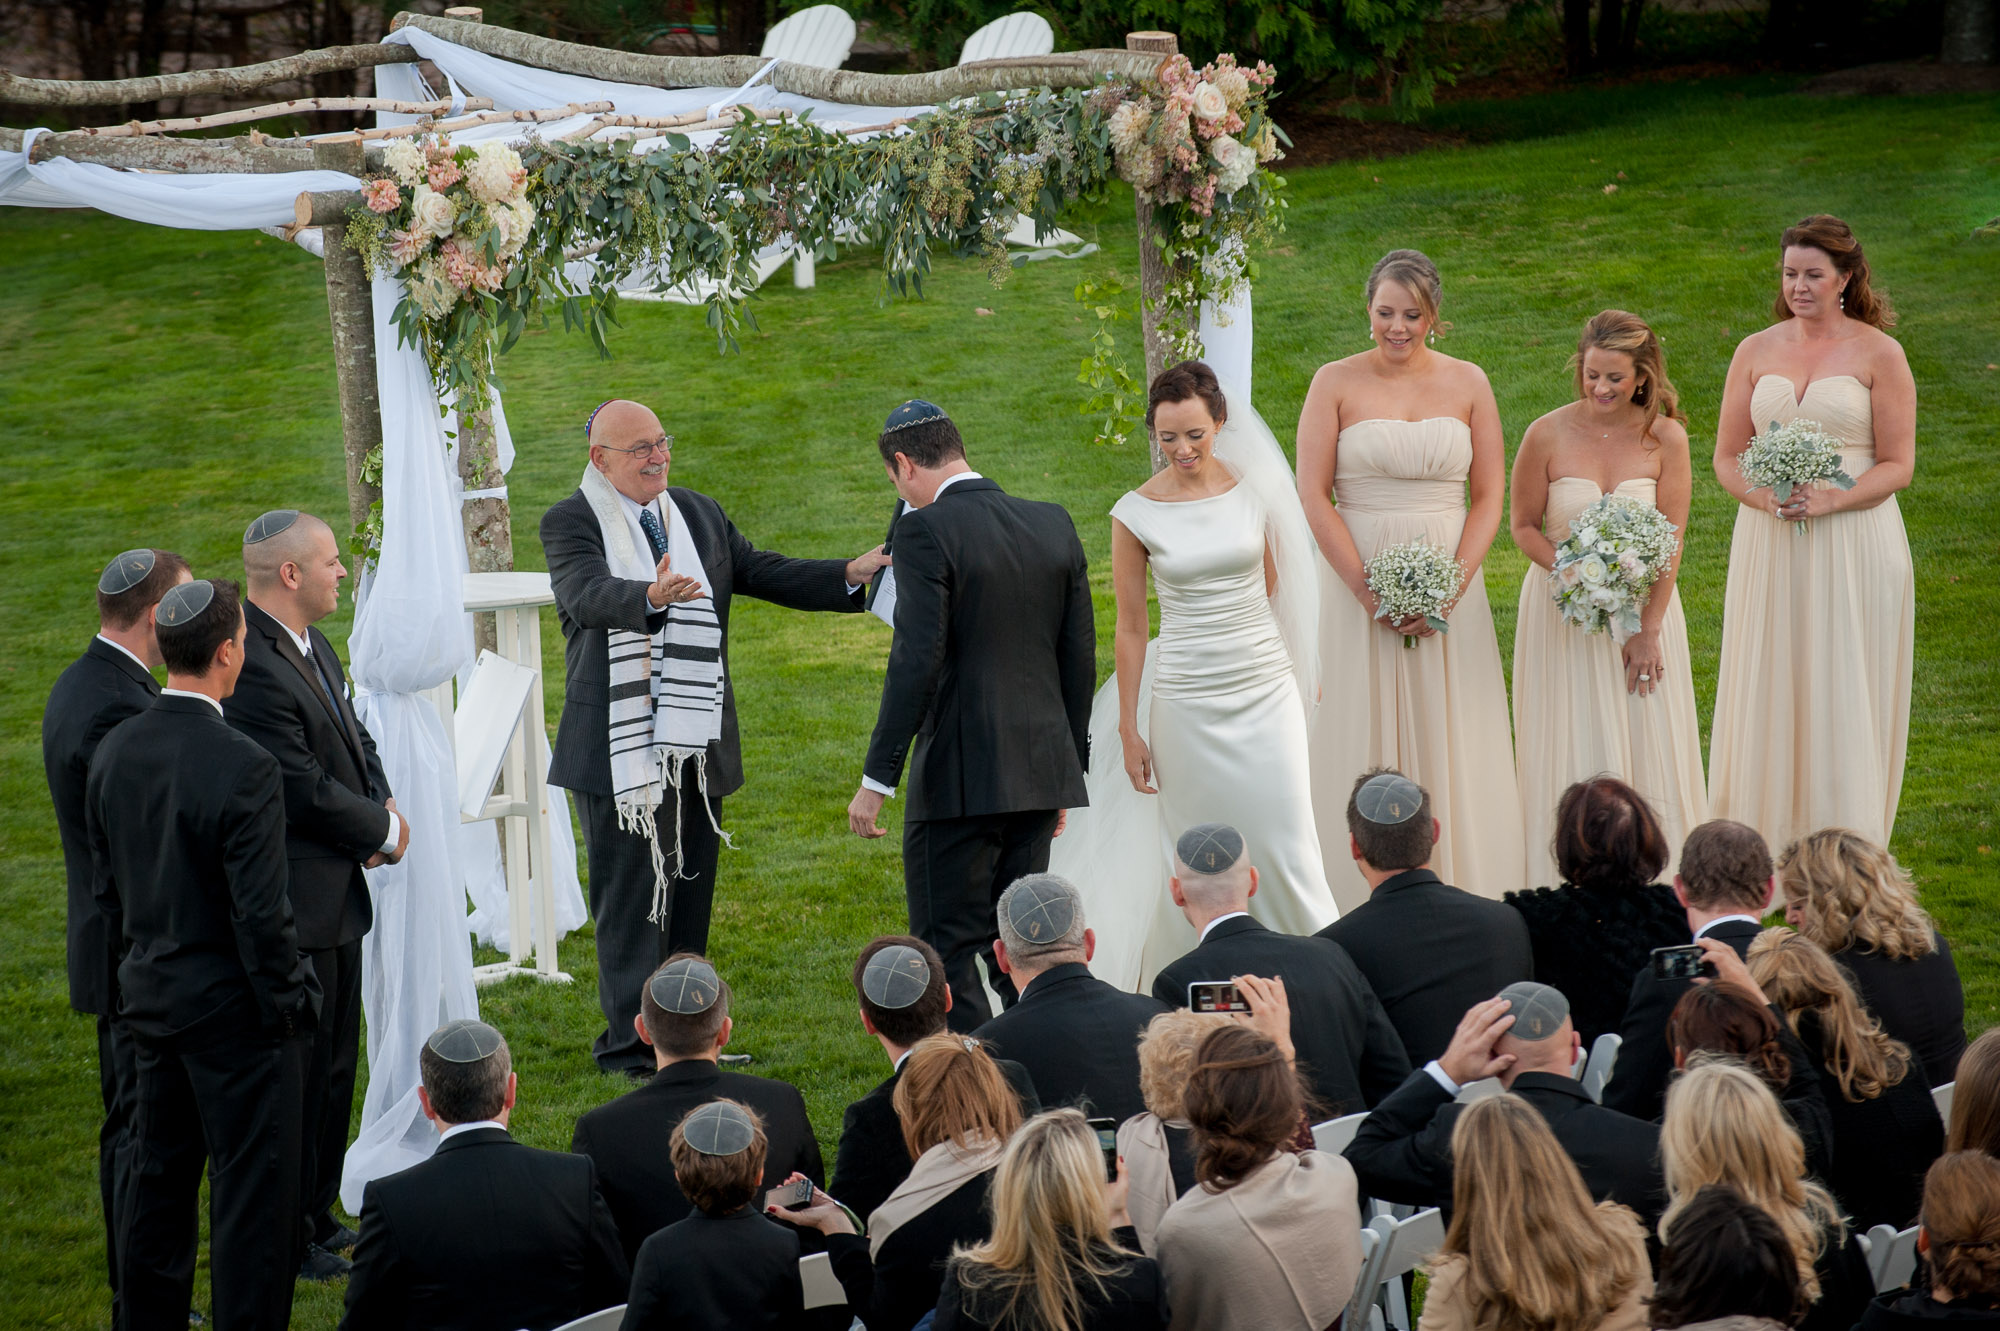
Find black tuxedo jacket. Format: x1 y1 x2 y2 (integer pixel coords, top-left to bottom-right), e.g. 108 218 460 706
569 1058 825 1260
974 963 1169 1124
339 1126 629 1331
43 637 160 1015
224 601 391 951
862 478 1094 821
1600 917 1763 1121
1345 1069 1665 1224
1316 870 1535 1066
1153 917 1410 1117
86 695 314 1040
622 1206 805 1331
830 1055 1040 1223
542 484 863 800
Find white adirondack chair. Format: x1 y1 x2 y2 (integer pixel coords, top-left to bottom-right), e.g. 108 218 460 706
958 11 1056 64
760 4 857 70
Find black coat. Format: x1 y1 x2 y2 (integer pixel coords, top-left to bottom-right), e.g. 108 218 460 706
570 1058 826 1260
1858 1291 2000 1331
1801 1229 1877 1331
828 1170 994 1331
1344 1068 1666 1225
862 478 1095 821
42 637 159 1015
934 1228 1168 1331
974 963 1171 1125
224 602 391 951
1151 917 1411 1117
1796 1017 1944 1229
1601 918 1762 1122
1503 880 1689 1042
87 695 314 1040
620 1206 804 1331
1316 870 1536 1066
830 1056 1041 1224
339 1126 629 1331
542 484 863 799
1835 936 1966 1089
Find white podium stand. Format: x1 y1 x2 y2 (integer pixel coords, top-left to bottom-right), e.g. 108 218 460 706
461 571 570 987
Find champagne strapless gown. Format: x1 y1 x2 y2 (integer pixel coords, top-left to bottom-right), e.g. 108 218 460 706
1512 478 1708 887
1308 418 1526 907
1709 375 1913 851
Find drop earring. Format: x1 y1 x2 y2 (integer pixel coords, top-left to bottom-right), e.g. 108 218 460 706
1426 330 1437 347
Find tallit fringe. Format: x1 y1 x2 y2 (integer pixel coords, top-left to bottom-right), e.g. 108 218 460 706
621 748 736 927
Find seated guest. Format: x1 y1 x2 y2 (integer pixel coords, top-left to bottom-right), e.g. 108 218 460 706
1949 1029 2000 1157
1417 1094 1652 1331
1504 779 1688 1041
1857 1153 2000 1331
1664 976 1835 1181
1120 1010 1228 1255
774 1034 1021 1331
1659 1059 1872 1331
571 955 822 1260
1601 818 1774 1120
1318 771 1534 1065
1153 1024 1363 1331
341 1021 628 1331
1750 927 1944 1228
935 1108 1167 1331
976 875 1170 1123
1346 984 1664 1225
1649 1184 1807 1331
621 1100 804 1331
1780 828 1966 1087
831 936 1041 1224
1151 822 1410 1115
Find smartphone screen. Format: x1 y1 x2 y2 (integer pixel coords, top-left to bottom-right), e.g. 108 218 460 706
1649 945 1710 981
1188 981 1250 1014
1086 1116 1119 1182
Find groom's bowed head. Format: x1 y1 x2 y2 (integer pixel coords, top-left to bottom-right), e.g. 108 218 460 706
878 399 973 509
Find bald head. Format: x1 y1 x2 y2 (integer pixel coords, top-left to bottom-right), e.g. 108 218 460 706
588 399 673 504
243 511 345 629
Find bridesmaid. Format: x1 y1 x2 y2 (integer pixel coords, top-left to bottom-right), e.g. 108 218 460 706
1709 215 1915 853
1297 249 1525 908
1509 311 1708 887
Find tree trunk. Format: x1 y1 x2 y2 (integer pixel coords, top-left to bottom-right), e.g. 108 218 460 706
722 0 766 56
458 408 513 655
313 140 386 549
1563 0 1594 76
1941 0 1997 63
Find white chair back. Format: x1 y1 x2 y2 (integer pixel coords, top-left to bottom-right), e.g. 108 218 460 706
1355 1207 1446 1331
548 1307 625 1331
957 11 1055 64
1311 1111 1370 1157
1344 1225 1386 1331
759 4 856 69
1582 1032 1623 1104
1934 1080 1956 1122
801 1251 846 1308
1860 1223 1921 1293
1456 1077 1504 1103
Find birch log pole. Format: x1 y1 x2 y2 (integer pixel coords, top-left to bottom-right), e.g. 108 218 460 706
312 141 386 546
1126 31 1182 474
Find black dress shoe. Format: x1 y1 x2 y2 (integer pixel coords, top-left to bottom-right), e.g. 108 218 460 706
299 1243 353 1282
319 1223 360 1254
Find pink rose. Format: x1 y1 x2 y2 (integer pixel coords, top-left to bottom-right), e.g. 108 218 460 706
362 178 401 214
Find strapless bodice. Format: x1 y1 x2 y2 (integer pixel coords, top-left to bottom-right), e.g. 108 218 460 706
1544 476 1658 536
1333 417 1473 516
1752 375 1877 469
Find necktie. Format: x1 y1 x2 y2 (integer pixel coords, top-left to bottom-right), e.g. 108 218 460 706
638 506 669 564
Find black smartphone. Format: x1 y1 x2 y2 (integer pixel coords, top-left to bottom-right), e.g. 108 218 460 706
1650 944 1714 981
1085 1116 1119 1182
1188 980 1251 1014
764 1178 815 1211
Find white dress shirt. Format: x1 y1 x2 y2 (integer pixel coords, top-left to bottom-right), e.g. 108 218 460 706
438 1118 508 1142
1694 914 1762 940
95 633 152 675
161 686 224 716
1198 911 1252 944
269 614 403 857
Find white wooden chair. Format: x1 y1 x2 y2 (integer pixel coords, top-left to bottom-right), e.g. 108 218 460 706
957 11 1055 64
1582 1032 1622 1103
1456 1076 1504 1103
1310 1111 1370 1157
549 1307 625 1331
1354 1207 1447 1331
1857 1223 1922 1293
801 1251 847 1308
760 4 856 70
1934 1080 1956 1122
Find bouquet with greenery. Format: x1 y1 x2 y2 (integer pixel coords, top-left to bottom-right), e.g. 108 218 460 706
1738 418 1857 534
1548 494 1681 643
1365 539 1465 649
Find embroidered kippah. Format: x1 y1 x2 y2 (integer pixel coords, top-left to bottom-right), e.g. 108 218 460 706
155 580 216 625
584 399 615 440
650 957 721 1015
680 1100 757 1156
243 510 301 544
1495 982 1569 1041
882 399 949 434
862 945 932 1010
1355 773 1424 825
98 549 157 596
1176 823 1246 875
1001 878 1076 943
426 1018 505 1064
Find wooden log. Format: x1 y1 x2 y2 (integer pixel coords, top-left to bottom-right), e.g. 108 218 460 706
0 44 421 108
0 124 319 172
72 96 493 138
1126 31 1182 474
458 407 515 649
312 141 386 546
310 101 616 145
296 189 366 228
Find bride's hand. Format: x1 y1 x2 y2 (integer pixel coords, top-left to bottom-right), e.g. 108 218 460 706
1622 629 1665 697
1120 729 1157 795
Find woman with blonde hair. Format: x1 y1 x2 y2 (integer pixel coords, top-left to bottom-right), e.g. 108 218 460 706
1780 827 1964 1085
1660 1058 1872 1331
1948 1030 2000 1159
1855 1152 2000 1331
1117 1009 1228 1253
1749 927 1943 1226
1507 310 1707 891
1419 1093 1651 1331
936 1109 1167 1331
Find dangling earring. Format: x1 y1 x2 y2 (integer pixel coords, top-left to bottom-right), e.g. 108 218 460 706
1426 329 1437 347
1839 290 1846 311
1368 329 1378 341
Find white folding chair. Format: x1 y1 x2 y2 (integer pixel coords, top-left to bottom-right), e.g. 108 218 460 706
1344 1225 1388 1331
957 11 1055 63
1456 1077 1504 1103
549 1307 625 1331
1311 1111 1370 1157
1358 1207 1446 1331
1861 1223 1921 1293
759 4 856 69
1934 1080 1956 1122
1582 1032 1622 1104
801 1251 847 1309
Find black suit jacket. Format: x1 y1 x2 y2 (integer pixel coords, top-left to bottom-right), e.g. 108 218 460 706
339 1126 629 1331
224 601 391 951
570 1059 826 1260
621 1206 804 1331
1345 1069 1665 1225
542 484 863 799
1316 870 1535 1066
43 637 160 1015
830 1056 1040 1223
862 478 1094 821
973 963 1169 1124
86 695 314 1040
1600 918 1763 1121
1152 917 1410 1117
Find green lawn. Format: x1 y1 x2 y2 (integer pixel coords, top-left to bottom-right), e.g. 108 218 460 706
3 81 1996 1328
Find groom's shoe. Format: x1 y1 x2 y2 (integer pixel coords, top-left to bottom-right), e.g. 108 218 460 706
299 1243 352 1283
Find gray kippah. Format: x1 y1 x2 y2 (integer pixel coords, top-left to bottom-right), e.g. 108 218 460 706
1496 982 1569 1041
98 549 157 595
243 509 301 543
1176 823 1246 875
862 945 932 1010
649 957 721 1015
155 579 216 626
680 1100 757 1156
426 1018 505 1063
883 398 949 434
1355 773 1425 825
1001 878 1076 943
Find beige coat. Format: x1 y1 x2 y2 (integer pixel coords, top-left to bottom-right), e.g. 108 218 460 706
1417 1208 1653 1331
1119 1112 1184 1257
1154 1149 1363 1331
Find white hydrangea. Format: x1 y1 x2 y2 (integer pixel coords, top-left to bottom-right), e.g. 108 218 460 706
493 198 537 260
381 138 425 188
1209 133 1255 195
465 141 526 206
409 185 456 241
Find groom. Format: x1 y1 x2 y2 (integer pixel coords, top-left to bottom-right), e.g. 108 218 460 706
849 400 1096 1029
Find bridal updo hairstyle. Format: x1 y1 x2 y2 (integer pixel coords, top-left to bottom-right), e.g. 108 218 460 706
1553 777 1670 893
1147 359 1229 431
1365 249 1448 336
1572 310 1682 444
1775 214 1895 331
1183 1025 1302 1190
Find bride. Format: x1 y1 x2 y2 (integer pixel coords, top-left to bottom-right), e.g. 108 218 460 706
1050 361 1337 991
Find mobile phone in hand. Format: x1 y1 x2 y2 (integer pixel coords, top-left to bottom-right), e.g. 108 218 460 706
1188 981 1251 1014
1086 1116 1119 1182
1650 944 1714 981
765 1178 815 1211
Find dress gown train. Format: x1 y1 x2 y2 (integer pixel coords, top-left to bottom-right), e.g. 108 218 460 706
1708 375 1913 853
1512 477 1708 888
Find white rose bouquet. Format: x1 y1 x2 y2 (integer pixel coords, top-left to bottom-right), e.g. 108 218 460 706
1738 418 1857 534
1548 494 1681 642
1365 539 1466 649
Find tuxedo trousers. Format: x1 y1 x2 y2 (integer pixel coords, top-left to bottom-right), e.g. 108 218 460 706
904 809 1059 1030
96 1014 138 1312
575 783 723 1073
300 938 361 1245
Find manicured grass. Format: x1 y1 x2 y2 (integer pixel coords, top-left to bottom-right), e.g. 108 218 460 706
2 81 1995 1328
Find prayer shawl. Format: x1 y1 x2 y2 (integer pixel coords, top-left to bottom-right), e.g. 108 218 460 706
579 464 727 921
867 1135 1003 1260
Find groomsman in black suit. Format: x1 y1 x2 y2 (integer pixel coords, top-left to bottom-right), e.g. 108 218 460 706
225 509 406 1277
541 399 885 1075
850 400 1097 1028
87 578 318 1331
41 546 189 1318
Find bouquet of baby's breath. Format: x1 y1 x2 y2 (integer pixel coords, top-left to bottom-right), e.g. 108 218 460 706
1549 494 1681 643
1365 540 1465 649
1738 418 1857 534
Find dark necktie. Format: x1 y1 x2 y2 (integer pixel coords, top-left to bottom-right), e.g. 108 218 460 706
303 642 346 722
638 506 669 563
